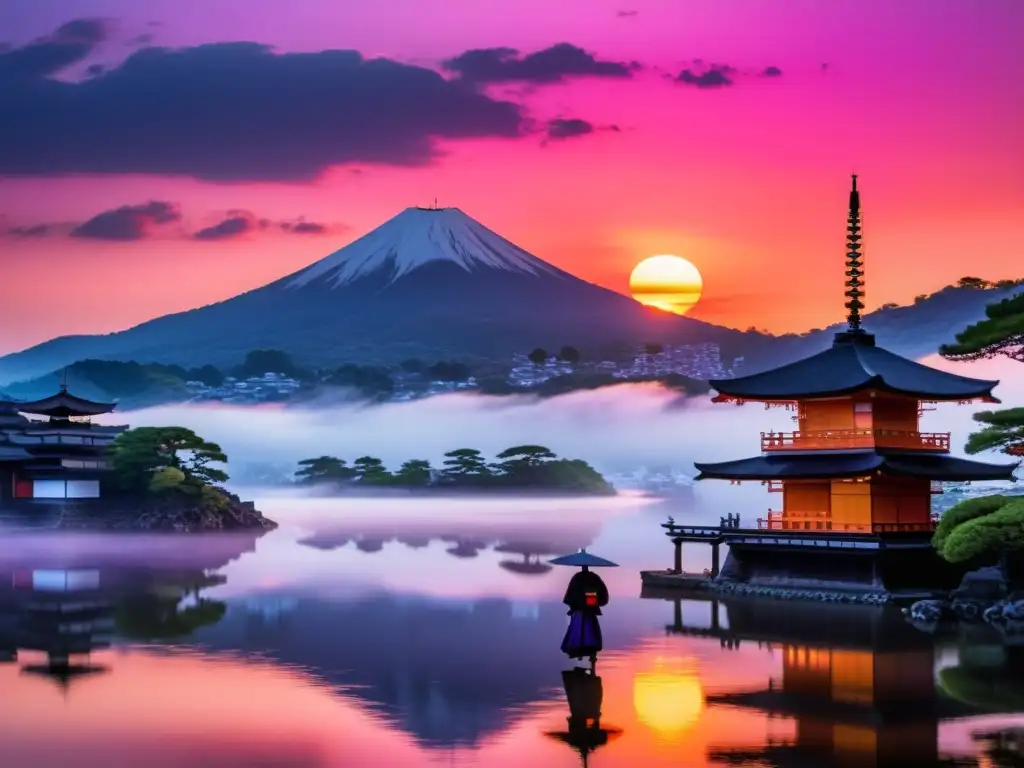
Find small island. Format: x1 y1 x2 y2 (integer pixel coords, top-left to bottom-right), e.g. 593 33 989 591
293 445 615 496
89 425 278 532
0 386 275 532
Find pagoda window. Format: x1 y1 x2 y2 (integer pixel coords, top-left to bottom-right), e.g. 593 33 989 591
830 480 872 532
13 476 32 499
853 402 873 430
66 480 100 498
800 400 856 432
872 397 920 432
32 480 67 498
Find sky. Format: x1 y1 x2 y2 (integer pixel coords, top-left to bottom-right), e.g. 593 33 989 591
0 0 1022 353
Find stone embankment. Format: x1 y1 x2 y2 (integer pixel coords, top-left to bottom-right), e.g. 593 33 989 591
641 570 890 605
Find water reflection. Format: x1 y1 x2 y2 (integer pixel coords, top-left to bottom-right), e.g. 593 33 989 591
0 500 1019 766
647 588 1000 766
296 512 605 577
3 567 113 693
544 668 623 767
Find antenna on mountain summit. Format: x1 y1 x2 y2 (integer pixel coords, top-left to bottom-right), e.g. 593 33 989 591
433 197 438 210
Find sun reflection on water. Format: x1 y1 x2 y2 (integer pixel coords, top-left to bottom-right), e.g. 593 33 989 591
631 657 705 740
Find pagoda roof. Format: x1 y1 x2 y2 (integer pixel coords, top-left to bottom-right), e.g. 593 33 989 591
710 333 1000 402
694 450 1018 482
16 387 117 418
0 445 33 461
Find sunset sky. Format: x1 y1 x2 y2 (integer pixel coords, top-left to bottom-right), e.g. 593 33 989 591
1 0 1021 354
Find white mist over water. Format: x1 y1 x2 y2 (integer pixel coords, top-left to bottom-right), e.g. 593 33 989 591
89 354 1024 541
108 356 1024 473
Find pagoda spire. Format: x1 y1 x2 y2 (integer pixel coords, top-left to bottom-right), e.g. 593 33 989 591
844 173 864 332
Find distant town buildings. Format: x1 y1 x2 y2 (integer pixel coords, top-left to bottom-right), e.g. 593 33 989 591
388 374 478 402
180 342 734 405
186 372 302 404
505 343 735 388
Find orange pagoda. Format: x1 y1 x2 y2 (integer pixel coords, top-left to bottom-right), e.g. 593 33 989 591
688 175 1017 592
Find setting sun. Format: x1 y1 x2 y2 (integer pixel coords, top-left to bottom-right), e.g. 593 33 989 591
629 254 704 315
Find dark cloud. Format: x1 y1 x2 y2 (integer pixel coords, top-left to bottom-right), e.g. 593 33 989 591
442 42 637 85
675 64 734 88
55 18 109 45
130 33 154 46
0 40 524 182
0 18 109 80
0 18 108 80
70 200 180 241
763 65 783 77
86 63 105 76
193 213 254 241
8 224 52 238
546 118 595 141
6 204 335 241
281 219 329 235
617 10 639 17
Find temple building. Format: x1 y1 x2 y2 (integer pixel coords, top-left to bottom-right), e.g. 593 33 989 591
661 176 1018 593
0 384 127 504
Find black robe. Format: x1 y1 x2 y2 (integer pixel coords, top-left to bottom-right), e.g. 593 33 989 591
562 570 609 614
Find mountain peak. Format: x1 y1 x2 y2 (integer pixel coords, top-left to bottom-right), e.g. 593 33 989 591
286 206 562 289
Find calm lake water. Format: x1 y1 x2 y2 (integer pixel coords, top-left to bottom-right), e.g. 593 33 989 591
0 493 1021 767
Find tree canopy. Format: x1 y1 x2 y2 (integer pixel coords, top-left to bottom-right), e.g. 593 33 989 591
110 426 229 494
292 445 614 495
940 290 1024 363
940 288 1024 456
294 456 356 484
961 408 1024 456
934 494 1024 582
558 346 581 364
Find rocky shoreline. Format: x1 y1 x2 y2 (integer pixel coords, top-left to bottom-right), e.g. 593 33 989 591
47 489 278 533
907 566 1024 641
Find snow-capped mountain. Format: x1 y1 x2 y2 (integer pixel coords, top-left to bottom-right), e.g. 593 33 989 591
0 206 753 379
288 207 564 287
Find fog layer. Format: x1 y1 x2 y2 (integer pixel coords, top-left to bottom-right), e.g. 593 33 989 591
105 355 1022 478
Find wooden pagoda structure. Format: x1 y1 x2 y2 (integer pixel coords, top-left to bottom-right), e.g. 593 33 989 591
658 176 1018 593
0 384 127 506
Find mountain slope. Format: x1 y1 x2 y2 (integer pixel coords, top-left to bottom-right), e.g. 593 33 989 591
764 284 1024 366
0 207 761 384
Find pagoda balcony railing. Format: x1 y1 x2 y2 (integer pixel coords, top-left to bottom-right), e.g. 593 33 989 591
760 429 950 452
758 510 938 534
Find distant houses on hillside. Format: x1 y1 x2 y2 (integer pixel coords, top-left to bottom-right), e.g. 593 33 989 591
180 342 734 404
505 342 736 388
185 371 303 404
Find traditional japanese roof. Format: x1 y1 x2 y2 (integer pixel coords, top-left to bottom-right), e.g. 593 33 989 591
0 445 34 461
709 333 1001 402
0 400 29 428
709 176 1000 403
694 450 1018 482
15 386 117 418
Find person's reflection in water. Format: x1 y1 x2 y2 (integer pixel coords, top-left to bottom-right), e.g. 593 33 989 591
545 667 622 768
561 565 609 672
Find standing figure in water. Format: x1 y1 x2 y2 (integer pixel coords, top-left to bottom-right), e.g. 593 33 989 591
550 548 618 673
560 564 609 670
